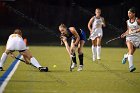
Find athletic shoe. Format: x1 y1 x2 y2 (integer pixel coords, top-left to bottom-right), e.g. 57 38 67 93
130 67 136 72
97 56 101 60
122 57 127 64
0 67 3 71
92 56 96 62
97 58 101 60
39 67 48 72
71 63 77 69
122 54 127 64
77 65 83 71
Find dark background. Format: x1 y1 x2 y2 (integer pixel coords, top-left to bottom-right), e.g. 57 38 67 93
0 0 140 46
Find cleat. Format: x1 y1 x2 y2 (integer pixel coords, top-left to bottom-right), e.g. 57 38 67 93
92 57 96 62
130 67 136 72
71 63 77 69
92 55 96 62
77 65 83 71
122 54 127 64
97 57 101 60
97 58 101 60
0 67 3 71
122 57 127 64
39 67 48 72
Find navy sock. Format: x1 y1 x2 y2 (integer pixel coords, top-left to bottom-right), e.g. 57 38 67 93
79 54 83 65
72 53 77 64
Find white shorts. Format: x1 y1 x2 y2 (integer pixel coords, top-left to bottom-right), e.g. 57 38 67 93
6 34 26 51
126 35 140 47
90 28 103 40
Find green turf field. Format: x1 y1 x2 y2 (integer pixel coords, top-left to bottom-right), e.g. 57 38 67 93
0 46 140 93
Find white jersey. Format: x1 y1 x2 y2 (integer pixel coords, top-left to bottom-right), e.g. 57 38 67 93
6 34 26 51
126 18 140 47
90 16 104 40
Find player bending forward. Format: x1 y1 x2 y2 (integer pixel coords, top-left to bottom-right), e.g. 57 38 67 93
59 24 86 71
0 29 48 72
121 7 140 72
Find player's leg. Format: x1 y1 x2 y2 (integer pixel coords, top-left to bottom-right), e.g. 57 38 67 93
0 37 15 71
0 50 11 71
92 39 97 61
20 50 48 72
96 37 102 60
77 40 85 71
126 41 136 72
70 39 77 69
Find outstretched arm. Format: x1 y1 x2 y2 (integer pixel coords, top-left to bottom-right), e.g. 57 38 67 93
61 36 71 55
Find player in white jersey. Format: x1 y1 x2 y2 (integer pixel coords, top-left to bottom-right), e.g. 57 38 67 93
0 29 48 72
88 8 105 61
121 7 140 72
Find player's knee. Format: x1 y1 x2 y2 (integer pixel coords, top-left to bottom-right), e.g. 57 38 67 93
78 49 83 55
128 51 134 55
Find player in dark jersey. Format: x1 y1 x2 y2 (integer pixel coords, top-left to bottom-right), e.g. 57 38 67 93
59 24 86 71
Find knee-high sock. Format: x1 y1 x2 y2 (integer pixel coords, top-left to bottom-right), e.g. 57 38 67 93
92 45 96 59
78 54 83 65
128 55 134 68
72 53 77 64
0 53 8 67
97 46 101 59
30 57 42 68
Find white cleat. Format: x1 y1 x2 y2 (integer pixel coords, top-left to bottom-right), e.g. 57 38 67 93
71 63 77 69
92 57 96 62
97 57 101 60
77 65 83 71
92 55 96 62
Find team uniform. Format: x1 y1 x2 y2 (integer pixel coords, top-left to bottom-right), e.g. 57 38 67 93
90 16 104 40
122 18 140 71
0 33 48 72
90 16 104 61
66 28 86 42
64 28 86 71
126 18 140 48
6 34 26 51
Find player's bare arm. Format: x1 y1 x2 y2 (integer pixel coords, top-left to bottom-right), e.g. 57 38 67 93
88 16 94 33
61 36 71 55
136 18 140 32
101 17 106 27
69 27 80 46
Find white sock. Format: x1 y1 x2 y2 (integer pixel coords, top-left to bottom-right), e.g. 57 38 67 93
128 55 133 68
92 45 96 60
30 57 42 68
97 46 101 59
0 53 8 67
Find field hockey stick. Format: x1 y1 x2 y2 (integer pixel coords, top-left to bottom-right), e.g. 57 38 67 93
87 35 91 41
105 30 138 44
10 52 26 62
105 36 121 44
14 56 25 62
